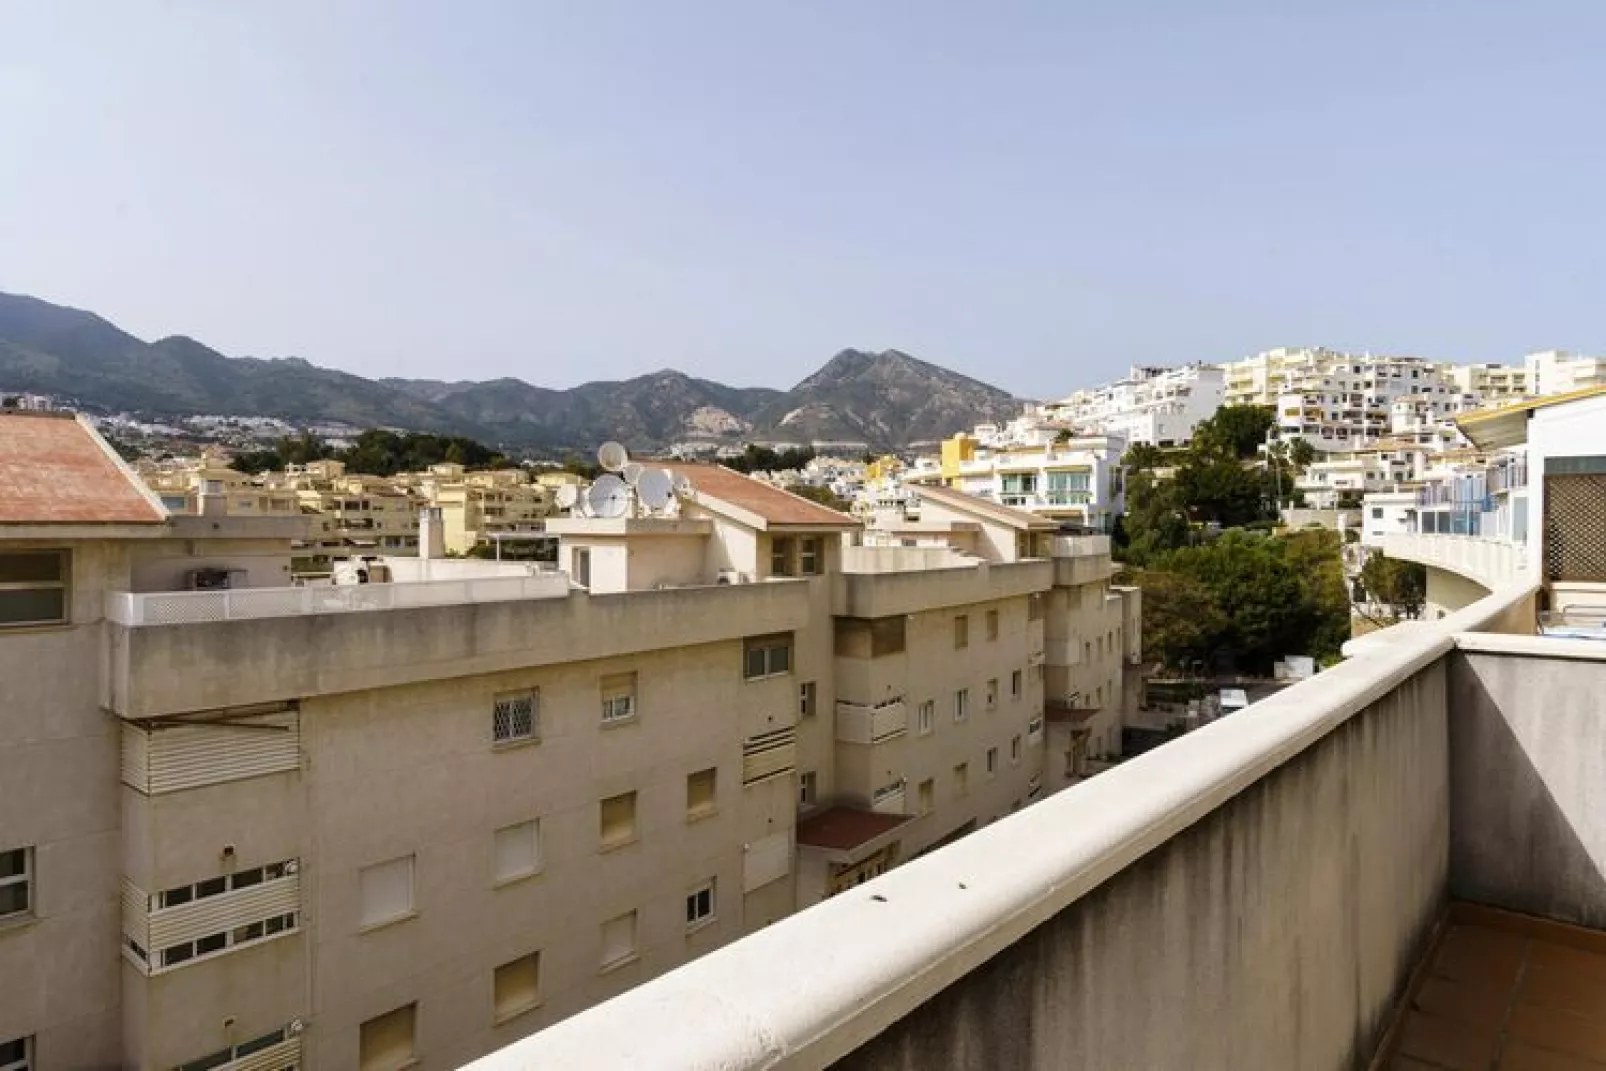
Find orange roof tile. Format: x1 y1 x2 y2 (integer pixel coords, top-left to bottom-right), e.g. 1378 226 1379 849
0 412 165 525
660 463 858 529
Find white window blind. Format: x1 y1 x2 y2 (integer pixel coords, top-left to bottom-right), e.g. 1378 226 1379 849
600 911 636 968
359 855 414 929
493 821 540 884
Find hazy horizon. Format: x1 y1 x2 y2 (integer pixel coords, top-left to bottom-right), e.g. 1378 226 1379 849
4 2 1604 396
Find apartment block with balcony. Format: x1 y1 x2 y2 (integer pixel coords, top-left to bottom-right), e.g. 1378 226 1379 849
478 397 1606 1071
1043 363 1226 448
1 418 1139 1070
914 432 1126 532
410 463 554 556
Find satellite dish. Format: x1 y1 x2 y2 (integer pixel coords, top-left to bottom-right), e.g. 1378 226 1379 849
554 484 579 509
588 474 630 519
597 441 629 472
673 473 696 499
638 468 674 511
621 461 645 486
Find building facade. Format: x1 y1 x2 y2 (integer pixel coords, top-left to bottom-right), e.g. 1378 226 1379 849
1045 363 1225 447
0 417 1137 1071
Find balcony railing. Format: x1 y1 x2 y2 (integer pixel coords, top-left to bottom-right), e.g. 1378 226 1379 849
106 572 572 626
469 577 1606 1071
836 698 908 744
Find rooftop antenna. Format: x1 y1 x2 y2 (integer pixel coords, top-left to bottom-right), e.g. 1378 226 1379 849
597 441 629 473
621 461 645 486
587 474 630 519
672 473 696 500
637 468 674 511
554 484 579 511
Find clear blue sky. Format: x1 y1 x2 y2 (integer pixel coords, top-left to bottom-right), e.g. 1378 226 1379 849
2 2 1602 397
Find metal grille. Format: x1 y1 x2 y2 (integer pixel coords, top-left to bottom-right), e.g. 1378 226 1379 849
493 692 537 743
1544 474 1606 581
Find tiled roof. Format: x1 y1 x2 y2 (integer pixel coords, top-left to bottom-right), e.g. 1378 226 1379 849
796 806 912 852
0 412 165 525
660 463 859 528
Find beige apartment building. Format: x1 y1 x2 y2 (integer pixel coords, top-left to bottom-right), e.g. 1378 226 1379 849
409 463 553 556
0 412 1136 1070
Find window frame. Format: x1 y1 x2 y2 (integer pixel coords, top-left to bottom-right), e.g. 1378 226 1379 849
0 846 32 923
600 672 638 726
492 688 540 746
798 536 823 575
1011 669 1023 699
493 950 543 1023
917 700 935 736
954 688 969 723
0 549 69 629
986 746 999 776
798 770 818 808
358 854 416 932
0 1035 30 1071
687 768 719 820
743 634 793 680
358 1003 416 1071
985 609 999 641
599 791 639 851
492 820 542 886
799 680 817 719
985 678 998 711
685 879 717 933
600 910 638 971
953 614 969 650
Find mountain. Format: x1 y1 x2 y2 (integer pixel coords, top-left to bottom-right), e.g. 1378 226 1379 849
0 291 1023 453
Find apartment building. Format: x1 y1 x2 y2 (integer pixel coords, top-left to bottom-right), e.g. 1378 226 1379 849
913 430 1126 532
1446 361 1532 404
1045 363 1225 447
1524 349 1606 397
137 450 300 519
410 463 553 555
0 413 1137 1070
261 460 422 559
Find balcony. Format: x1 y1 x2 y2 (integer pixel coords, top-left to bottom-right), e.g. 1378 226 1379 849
836 698 908 744
470 577 1606 1070
1380 532 1530 591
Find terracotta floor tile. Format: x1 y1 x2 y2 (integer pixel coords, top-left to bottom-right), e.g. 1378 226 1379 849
1400 1010 1504 1071
1436 925 1530 988
1529 942 1606 991
1508 1004 1606 1063
1418 974 1521 1026
1392 1058 1449 1071
1497 1039 1606 1070
1521 963 1606 1019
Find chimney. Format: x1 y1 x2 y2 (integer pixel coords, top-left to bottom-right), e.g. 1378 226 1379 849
419 507 445 559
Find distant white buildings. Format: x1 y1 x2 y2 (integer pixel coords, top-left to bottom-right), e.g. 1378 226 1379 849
1043 364 1224 448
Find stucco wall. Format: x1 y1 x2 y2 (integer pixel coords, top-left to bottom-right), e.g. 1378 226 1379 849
1448 646 1606 929
836 663 1449 1071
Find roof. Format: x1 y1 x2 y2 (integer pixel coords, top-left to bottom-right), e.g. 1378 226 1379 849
1045 699 1103 726
796 806 912 853
914 484 1058 530
1456 385 1606 451
659 463 858 529
0 412 166 525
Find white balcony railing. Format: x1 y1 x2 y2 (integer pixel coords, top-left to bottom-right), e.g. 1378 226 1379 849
1379 532 1528 591
836 698 909 744
105 573 572 626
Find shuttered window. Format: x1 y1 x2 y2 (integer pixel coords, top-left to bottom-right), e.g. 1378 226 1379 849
359 1004 415 1071
686 769 717 820
493 821 541 884
121 711 299 795
359 856 414 930
600 792 637 850
122 861 300 974
600 911 637 969
741 727 797 785
494 952 542 1022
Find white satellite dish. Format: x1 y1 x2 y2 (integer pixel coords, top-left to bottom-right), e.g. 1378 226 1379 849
597 441 629 472
588 474 630 519
673 473 696 499
621 461 645 486
638 468 673 511
554 484 579 509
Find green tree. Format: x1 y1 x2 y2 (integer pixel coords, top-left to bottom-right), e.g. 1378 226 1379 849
1191 405 1275 460
1122 442 1165 473
786 483 852 512
1360 554 1427 621
1129 568 1228 668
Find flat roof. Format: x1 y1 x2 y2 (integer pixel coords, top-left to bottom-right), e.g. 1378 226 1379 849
915 484 1058 531
660 463 859 529
1457 385 1606 451
0 412 166 525
796 806 912 852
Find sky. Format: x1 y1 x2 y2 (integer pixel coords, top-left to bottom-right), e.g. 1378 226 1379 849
2 2 1604 398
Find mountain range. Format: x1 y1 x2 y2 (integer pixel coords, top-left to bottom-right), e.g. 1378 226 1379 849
0 291 1024 453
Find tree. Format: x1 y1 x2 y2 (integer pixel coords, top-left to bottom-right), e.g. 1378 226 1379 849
1361 554 1427 621
1129 569 1228 668
1122 442 1164 473
786 483 852 513
1191 405 1275 460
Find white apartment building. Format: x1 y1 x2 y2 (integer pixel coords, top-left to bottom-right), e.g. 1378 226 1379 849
1524 349 1606 397
1446 362 1532 405
907 426 1127 533
0 412 1137 1070
1045 363 1225 447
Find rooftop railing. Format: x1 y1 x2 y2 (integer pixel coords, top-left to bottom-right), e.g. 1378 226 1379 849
105 572 572 626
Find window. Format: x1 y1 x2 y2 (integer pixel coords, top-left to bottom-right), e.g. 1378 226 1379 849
175 1027 292 1071
493 820 541 884
1011 669 1023 699
743 634 792 679
1027 593 1044 621
686 880 716 931
985 609 999 641
917 779 934 816
954 689 969 722
359 1004 415 1071
494 952 542 1021
799 681 817 718
1011 735 1022 764
0 551 67 627
917 700 934 736
770 536 795 577
600 673 637 725
687 768 718 819
953 762 969 798
600 910 637 969
985 678 998 710
798 770 817 808
953 615 969 649
0 847 31 921
1031 663 1044 684
572 547 591 588
359 855 415 929
1372 507 1384 519
0 1036 29 1071
600 791 638 850
493 689 538 745
986 747 999 776
799 537 823 575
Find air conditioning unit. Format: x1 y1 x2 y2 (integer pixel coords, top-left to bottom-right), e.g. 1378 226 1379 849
187 567 245 591
716 569 748 585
